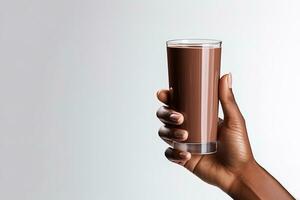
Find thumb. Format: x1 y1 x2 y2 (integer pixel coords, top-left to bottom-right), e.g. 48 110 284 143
219 73 244 121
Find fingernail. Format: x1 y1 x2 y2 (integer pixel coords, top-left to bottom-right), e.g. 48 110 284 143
170 113 181 122
227 73 232 89
179 151 189 159
174 130 184 139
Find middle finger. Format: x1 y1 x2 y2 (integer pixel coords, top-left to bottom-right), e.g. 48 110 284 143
158 126 188 142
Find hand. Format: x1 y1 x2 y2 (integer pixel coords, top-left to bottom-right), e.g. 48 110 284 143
156 73 255 192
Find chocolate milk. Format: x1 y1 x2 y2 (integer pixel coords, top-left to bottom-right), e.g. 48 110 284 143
167 42 221 154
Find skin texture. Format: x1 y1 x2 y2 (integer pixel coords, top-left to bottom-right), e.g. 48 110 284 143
156 74 295 199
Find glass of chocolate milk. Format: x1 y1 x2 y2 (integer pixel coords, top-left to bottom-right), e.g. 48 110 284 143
166 39 221 154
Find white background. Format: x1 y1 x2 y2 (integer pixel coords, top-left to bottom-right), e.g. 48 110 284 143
0 0 299 199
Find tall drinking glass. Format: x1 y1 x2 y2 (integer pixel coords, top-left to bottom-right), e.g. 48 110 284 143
167 39 222 154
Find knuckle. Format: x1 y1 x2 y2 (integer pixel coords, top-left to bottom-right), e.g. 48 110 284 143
156 106 164 118
226 119 241 128
156 110 159 118
158 126 169 137
164 147 172 158
158 126 164 136
226 118 245 130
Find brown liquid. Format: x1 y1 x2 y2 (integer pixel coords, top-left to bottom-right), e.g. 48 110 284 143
167 46 221 148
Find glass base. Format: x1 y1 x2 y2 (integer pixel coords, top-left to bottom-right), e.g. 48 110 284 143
173 142 217 154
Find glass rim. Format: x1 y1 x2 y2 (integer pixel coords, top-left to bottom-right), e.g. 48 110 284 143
166 39 222 48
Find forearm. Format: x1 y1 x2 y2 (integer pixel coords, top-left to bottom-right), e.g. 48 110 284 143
228 161 295 200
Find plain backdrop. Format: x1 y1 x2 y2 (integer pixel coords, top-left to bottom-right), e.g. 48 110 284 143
0 0 299 199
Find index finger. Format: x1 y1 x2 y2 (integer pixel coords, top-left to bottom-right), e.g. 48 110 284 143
156 89 171 105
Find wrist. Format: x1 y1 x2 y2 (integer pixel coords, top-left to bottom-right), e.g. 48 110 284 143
227 160 261 198
226 160 295 200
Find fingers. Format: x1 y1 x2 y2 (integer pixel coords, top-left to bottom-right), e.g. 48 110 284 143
156 106 184 125
156 89 171 105
156 88 186 147
219 73 244 122
156 88 195 167
158 126 188 142
165 147 191 165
